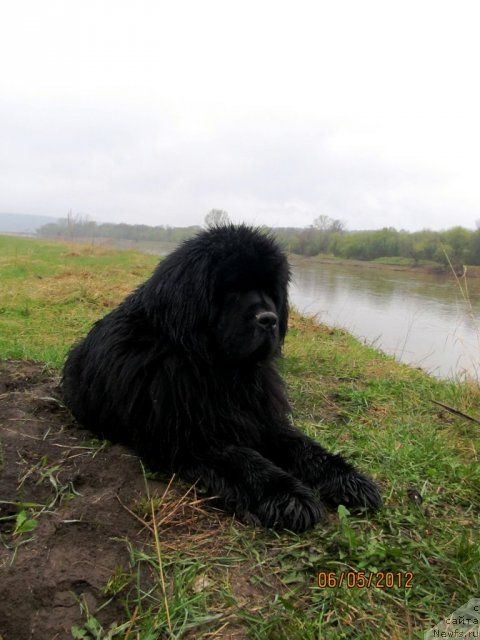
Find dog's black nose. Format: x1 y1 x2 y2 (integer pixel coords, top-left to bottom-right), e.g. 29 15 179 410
256 311 278 329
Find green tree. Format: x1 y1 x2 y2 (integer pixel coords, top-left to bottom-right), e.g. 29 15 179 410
440 227 471 265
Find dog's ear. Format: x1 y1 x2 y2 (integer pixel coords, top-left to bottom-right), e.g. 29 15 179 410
278 294 289 343
263 247 291 344
140 246 212 350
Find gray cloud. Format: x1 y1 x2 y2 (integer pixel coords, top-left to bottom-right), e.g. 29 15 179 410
0 99 475 231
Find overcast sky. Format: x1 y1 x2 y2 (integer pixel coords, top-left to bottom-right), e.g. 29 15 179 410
1 0 479 231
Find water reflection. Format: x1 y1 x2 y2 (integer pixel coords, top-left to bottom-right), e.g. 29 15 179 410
289 263 480 380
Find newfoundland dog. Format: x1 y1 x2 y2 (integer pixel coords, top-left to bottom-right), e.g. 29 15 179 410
61 225 381 531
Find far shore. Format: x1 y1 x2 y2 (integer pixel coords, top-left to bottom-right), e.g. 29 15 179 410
289 253 480 278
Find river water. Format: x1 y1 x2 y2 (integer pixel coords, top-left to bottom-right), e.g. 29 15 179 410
289 262 480 381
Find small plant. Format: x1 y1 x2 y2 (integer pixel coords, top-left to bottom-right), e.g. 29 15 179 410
13 509 38 536
103 566 132 597
18 454 80 511
71 597 124 639
337 504 358 552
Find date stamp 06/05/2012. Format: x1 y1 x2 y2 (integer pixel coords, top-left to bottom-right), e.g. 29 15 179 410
317 570 414 590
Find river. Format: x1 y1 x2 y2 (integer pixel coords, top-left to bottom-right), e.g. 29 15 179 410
289 261 480 381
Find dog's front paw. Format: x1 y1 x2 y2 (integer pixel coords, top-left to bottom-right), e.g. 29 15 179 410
255 486 325 532
318 470 382 511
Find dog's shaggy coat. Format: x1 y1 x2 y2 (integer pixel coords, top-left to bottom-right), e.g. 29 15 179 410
62 225 381 531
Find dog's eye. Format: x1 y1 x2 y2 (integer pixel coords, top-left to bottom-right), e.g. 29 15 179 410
223 291 241 303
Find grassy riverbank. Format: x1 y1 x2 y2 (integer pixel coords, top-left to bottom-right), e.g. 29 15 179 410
290 252 480 278
1 235 479 639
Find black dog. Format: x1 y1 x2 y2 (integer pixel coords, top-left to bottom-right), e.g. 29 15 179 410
62 225 381 531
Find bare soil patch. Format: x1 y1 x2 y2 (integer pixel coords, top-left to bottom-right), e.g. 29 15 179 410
0 360 163 640
0 360 292 640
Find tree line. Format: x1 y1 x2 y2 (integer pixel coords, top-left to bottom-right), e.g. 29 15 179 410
37 214 202 244
37 213 480 266
275 224 480 266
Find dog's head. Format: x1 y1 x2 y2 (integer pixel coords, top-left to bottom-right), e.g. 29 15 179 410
141 225 291 362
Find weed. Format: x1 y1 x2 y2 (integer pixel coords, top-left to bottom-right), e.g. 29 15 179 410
103 566 133 597
18 453 80 510
12 510 38 536
71 597 124 639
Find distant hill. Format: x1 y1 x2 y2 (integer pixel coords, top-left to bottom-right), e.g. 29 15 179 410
0 213 59 233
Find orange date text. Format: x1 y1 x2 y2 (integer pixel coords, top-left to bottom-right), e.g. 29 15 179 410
317 570 414 589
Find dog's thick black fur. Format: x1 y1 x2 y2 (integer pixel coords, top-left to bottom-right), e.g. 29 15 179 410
62 225 381 531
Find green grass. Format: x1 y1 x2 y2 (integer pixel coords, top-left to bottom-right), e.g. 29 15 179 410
1 234 480 639
0 235 158 367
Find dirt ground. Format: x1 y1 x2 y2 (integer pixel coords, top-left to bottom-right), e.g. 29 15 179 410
0 359 169 640
0 360 289 640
